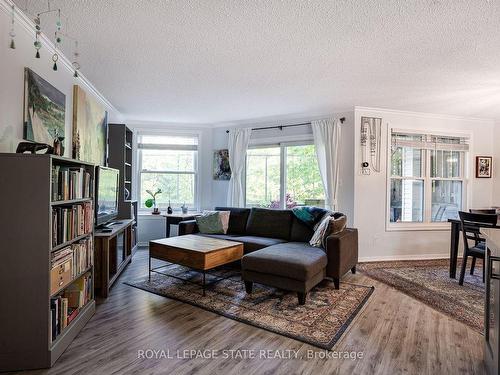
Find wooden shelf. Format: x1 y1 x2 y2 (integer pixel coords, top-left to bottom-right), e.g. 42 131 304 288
51 198 92 206
125 180 131 184
51 233 92 252
125 162 131 167
50 266 93 298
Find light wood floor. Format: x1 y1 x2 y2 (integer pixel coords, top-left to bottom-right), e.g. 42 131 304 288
14 249 485 375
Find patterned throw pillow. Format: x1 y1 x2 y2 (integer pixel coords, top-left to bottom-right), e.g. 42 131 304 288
309 214 347 248
196 211 230 234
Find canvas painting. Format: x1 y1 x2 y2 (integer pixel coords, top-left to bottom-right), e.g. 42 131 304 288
23 68 65 145
72 85 108 165
476 156 492 178
213 149 231 180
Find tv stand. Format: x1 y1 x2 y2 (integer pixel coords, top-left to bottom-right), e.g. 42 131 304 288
96 221 124 231
94 219 136 297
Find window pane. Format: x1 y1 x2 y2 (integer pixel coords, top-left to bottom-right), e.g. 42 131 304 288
141 172 195 208
430 150 461 178
391 147 422 177
286 145 325 208
139 135 198 146
246 147 280 207
141 149 196 172
390 179 424 222
431 180 462 222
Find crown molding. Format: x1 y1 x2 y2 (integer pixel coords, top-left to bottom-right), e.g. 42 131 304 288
354 106 495 124
1 0 121 117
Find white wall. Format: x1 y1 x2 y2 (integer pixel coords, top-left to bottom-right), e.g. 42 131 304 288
353 107 496 261
494 123 500 206
0 3 121 155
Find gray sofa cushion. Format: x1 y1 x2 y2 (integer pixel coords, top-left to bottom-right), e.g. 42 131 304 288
196 233 239 241
241 242 327 281
214 207 251 235
245 208 293 240
231 235 287 253
290 216 314 242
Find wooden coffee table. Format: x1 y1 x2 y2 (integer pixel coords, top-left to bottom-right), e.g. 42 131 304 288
149 234 244 295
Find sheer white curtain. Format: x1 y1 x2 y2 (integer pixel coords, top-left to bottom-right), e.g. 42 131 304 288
311 118 342 211
227 128 252 207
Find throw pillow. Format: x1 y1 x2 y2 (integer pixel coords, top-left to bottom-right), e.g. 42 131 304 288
196 212 223 234
309 214 347 248
292 206 331 229
196 211 230 234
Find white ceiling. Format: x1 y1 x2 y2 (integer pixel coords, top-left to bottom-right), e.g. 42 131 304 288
16 0 500 124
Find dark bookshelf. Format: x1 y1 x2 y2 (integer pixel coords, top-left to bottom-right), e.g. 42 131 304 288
0 154 96 372
108 123 138 253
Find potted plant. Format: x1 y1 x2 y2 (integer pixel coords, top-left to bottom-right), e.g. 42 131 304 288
145 188 162 215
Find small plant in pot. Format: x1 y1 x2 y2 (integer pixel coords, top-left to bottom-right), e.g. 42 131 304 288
145 188 162 215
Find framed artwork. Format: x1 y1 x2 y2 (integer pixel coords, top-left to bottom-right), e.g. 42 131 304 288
72 85 108 165
213 149 231 180
476 156 492 178
23 68 66 145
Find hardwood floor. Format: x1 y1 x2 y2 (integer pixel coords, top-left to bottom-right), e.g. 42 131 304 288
14 249 485 375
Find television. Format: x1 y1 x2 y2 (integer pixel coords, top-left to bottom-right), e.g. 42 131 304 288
95 166 119 228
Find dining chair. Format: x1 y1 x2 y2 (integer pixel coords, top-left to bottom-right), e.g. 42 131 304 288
469 209 497 215
458 211 498 285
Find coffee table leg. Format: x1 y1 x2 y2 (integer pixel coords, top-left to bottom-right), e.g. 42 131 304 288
202 271 206 296
149 253 151 282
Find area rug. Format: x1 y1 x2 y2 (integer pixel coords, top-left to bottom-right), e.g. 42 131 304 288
125 265 374 349
358 259 484 332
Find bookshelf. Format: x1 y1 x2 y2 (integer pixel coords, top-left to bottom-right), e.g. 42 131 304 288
108 123 138 253
0 154 96 372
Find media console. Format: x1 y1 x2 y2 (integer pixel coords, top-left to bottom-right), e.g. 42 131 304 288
94 219 137 298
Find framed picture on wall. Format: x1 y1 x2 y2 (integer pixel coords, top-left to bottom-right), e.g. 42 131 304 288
476 156 492 178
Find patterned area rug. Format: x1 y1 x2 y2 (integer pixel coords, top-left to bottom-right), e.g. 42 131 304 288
358 259 484 332
126 264 374 349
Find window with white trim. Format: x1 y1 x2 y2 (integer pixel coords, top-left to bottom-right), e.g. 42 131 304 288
388 131 468 226
138 134 198 211
245 142 325 209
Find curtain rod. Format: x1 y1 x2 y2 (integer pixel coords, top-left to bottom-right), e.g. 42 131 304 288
225 117 346 134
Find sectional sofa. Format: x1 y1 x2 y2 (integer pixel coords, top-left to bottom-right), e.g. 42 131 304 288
179 207 358 304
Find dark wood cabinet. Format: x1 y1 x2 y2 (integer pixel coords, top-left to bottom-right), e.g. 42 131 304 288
484 228 500 375
94 219 135 298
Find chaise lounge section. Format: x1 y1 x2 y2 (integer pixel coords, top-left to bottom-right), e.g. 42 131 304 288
179 207 358 304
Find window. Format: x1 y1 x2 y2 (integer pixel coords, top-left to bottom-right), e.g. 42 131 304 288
245 143 325 209
388 131 468 228
138 133 198 211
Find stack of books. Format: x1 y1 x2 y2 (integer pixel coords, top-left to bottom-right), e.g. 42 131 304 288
51 237 93 278
50 272 92 342
51 166 93 202
51 202 93 247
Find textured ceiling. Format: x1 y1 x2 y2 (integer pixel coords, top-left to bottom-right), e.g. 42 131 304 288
15 0 500 123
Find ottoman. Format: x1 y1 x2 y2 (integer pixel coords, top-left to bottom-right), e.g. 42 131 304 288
241 242 328 305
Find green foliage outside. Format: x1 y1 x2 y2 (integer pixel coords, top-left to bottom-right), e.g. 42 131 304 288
246 145 324 208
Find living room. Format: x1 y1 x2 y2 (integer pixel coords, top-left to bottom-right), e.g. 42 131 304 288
1 1 500 374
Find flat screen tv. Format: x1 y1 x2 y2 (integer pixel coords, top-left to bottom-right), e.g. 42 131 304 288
95 166 119 228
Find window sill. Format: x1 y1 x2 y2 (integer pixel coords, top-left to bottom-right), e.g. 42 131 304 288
385 222 451 232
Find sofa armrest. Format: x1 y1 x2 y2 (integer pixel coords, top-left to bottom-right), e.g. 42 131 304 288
178 220 199 235
325 228 358 279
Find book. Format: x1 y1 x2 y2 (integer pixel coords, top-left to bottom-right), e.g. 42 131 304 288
52 167 92 202
51 203 94 246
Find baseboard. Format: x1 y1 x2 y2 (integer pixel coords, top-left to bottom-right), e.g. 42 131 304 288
359 253 451 262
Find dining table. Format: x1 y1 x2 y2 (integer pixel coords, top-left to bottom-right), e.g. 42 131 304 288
448 214 500 278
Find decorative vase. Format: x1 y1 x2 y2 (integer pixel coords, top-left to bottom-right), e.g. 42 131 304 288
181 204 188 214
167 200 172 214
152 201 160 215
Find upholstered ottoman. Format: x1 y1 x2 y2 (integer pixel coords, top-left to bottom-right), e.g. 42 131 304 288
241 242 327 305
